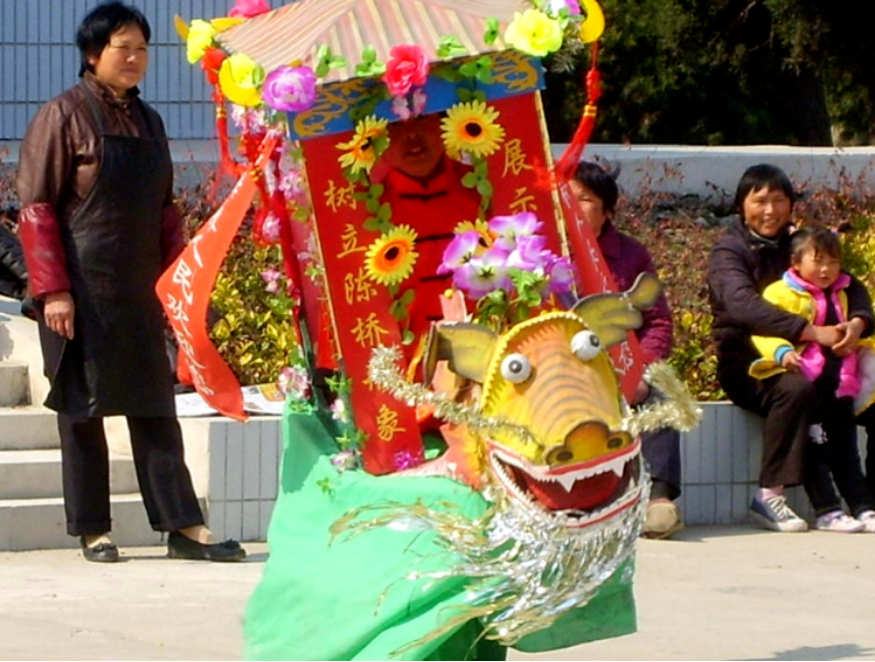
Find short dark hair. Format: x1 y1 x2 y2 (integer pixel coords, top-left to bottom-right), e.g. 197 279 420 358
76 2 151 77
572 161 619 215
734 164 796 217
790 225 841 264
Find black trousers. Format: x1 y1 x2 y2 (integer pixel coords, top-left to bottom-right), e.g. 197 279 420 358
58 414 204 537
720 367 815 488
854 405 875 500
642 426 682 501
803 395 874 517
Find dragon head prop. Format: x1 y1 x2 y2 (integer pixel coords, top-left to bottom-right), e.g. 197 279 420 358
370 272 700 531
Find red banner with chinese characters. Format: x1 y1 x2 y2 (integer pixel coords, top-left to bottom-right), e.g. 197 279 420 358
156 135 278 421
483 93 644 399
301 134 424 475
485 93 564 254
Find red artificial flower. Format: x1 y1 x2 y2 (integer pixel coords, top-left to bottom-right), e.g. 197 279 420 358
383 44 429 97
201 47 227 85
229 0 270 19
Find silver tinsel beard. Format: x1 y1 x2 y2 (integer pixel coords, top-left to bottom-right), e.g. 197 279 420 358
332 458 650 655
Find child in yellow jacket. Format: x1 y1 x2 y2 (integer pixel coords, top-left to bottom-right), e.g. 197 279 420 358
749 226 875 532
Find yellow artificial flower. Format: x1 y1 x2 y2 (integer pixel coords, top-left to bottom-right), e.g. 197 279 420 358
504 9 564 57
219 52 265 106
441 100 505 158
336 116 389 174
454 219 493 254
364 225 419 287
186 19 216 64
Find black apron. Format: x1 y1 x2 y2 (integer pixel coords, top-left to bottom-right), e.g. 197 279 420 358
39 83 175 417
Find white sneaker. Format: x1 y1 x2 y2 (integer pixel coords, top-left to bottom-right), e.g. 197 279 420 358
749 494 808 532
856 509 875 533
814 510 864 533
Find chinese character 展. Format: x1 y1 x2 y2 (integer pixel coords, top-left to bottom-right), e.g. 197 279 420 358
502 138 533 177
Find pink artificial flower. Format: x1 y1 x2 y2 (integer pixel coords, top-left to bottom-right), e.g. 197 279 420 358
262 65 317 113
261 213 282 243
383 44 429 97
393 449 424 471
545 0 581 15
453 246 511 299
546 255 576 295
489 212 544 250
506 234 549 271
261 268 281 293
391 95 412 121
229 0 271 19
278 365 311 399
439 230 482 274
411 89 427 115
330 398 349 423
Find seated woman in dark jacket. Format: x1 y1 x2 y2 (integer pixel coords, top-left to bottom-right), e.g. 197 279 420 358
707 164 874 532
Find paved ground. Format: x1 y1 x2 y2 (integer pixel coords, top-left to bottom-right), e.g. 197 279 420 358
1 526 873 661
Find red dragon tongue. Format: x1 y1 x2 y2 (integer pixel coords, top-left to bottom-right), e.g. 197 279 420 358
513 466 621 512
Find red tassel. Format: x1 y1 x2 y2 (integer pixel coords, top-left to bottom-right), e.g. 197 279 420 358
555 44 602 182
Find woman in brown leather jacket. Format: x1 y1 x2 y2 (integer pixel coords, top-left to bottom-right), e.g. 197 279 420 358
16 2 244 563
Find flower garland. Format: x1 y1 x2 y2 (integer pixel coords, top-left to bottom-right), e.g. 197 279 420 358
439 212 575 332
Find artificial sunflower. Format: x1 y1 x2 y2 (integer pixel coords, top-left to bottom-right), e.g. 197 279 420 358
336 116 389 174
441 100 505 158
454 219 494 254
364 225 419 286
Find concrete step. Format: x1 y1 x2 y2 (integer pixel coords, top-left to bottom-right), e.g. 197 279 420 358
0 406 60 450
0 449 140 500
0 361 29 407
0 493 165 551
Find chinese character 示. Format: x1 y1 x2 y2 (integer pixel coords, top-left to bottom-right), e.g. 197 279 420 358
351 312 390 348
502 138 534 177
376 403 406 441
344 267 378 304
337 223 368 259
324 179 357 213
509 186 537 213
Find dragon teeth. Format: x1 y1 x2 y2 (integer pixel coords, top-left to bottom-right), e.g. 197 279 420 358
556 473 577 492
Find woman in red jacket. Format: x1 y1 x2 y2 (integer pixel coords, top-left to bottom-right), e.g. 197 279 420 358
16 2 244 563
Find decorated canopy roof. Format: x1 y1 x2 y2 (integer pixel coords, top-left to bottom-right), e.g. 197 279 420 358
217 0 527 82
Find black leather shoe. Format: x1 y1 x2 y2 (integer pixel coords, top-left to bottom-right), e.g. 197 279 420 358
167 531 246 562
80 537 119 563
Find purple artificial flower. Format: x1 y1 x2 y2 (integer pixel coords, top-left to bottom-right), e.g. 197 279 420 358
453 246 511 298
331 450 359 472
330 398 349 423
545 255 576 295
489 212 544 250
230 105 268 132
439 230 482 274
262 212 282 243
393 449 424 471
262 65 318 113
506 234 550 272
278 365 311 399
545 0 582 15
261 268 281 294
391 95 412 121
411 89 427 115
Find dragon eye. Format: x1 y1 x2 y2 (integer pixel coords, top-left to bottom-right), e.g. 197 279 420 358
571 330 602 360
500 353 532 383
